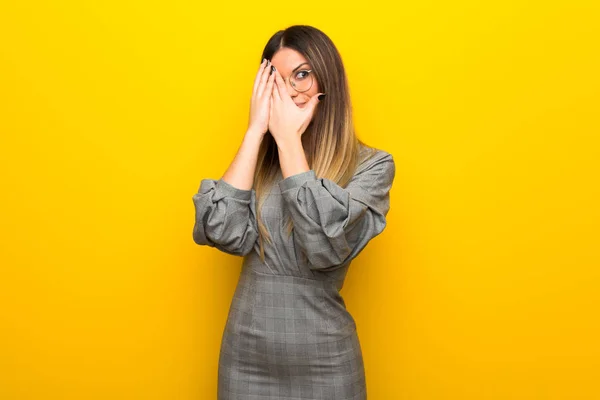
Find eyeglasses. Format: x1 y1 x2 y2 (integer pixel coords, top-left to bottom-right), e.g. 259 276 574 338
284 69 314 93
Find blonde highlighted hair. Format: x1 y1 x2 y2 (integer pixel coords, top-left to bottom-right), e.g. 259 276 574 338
253 25 378 262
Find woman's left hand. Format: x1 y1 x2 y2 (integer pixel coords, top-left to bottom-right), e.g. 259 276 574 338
268 67 324 145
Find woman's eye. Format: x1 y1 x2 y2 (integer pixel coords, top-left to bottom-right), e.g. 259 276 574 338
295 70 310 80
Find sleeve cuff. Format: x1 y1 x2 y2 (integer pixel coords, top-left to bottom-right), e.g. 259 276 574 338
214 178 253 200
278 170 317 192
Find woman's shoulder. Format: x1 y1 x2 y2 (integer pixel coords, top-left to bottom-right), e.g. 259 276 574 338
357 142 393 170
351 143 395 191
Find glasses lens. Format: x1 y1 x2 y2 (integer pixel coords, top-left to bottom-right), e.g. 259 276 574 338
291 70 313 92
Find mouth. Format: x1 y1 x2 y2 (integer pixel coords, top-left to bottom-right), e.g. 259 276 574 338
296 103 306 108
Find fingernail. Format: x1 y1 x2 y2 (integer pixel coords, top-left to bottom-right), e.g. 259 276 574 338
318 94 326 100
262 58 265 65
270 65 275 75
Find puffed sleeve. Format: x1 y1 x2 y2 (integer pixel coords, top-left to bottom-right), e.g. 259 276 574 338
278 151 396 270
191 178 259 257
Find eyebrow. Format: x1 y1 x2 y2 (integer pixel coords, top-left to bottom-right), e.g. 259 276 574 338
292 62 310 72
282 62 310 81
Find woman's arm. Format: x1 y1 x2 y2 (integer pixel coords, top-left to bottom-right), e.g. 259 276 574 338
277 139 396 270
191 130 263 256
221 129 264 190
192 58 275 256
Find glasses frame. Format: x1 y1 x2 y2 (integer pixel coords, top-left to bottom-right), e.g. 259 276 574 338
286 69 314 93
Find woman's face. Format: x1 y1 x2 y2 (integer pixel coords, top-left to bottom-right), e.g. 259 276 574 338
270 48 320 109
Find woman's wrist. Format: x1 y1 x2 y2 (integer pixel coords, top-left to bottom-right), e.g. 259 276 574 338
275 135 302 153
277 136 310 179
245 126 265 140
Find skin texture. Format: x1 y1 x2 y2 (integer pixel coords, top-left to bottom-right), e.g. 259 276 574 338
270 47 321 109
221 48 324 190
247 58 276 137
269 48 325 180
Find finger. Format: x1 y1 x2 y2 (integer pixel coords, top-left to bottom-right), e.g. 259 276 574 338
253 58 267 96
303 92 324 116
257 60 273 98
256 60 271 97
269 95 274 130
272 67 283 99
272 72 282 103
264 66 276 99
276 69 294 104
274 68 293 103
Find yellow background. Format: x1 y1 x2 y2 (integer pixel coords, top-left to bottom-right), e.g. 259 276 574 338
1 1 598 399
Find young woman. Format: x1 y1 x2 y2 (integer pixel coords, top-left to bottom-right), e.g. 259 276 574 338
192 25 395 399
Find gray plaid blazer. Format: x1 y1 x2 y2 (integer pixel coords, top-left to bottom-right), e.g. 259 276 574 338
192 145 395 399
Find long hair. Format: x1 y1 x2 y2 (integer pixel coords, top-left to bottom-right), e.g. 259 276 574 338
253 25 377 262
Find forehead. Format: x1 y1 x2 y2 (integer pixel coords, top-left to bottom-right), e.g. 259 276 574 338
271 48 310 73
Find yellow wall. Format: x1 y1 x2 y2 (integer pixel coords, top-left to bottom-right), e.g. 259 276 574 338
1 1 598 399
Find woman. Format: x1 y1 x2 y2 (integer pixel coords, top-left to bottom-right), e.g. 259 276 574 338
192 25 395 399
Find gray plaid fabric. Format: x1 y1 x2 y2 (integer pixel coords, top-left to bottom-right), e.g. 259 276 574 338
192 146 395 399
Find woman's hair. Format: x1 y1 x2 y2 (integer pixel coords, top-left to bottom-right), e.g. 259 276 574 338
253 24 378 262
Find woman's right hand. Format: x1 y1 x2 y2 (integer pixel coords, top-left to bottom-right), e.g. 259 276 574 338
247 58 276 137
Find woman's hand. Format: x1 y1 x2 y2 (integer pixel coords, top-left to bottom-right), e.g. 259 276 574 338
247 59 276 136
268 67 324 146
